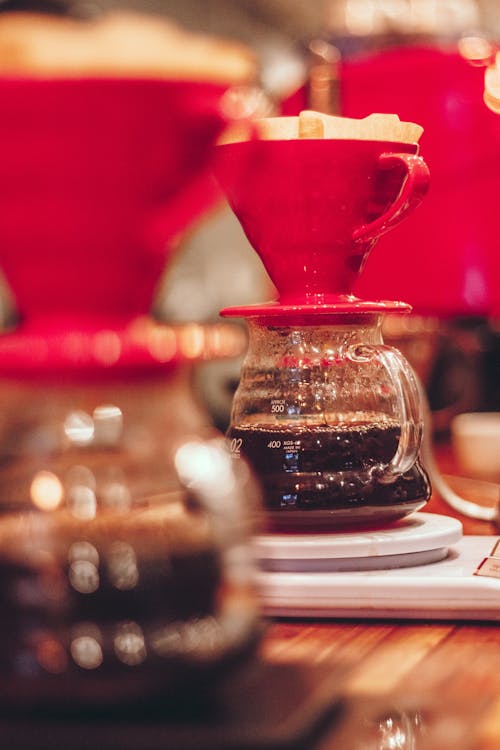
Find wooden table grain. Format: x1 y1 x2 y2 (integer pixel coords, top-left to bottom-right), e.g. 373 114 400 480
258 448 500 750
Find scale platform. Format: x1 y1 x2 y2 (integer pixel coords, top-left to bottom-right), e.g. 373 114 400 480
254 513 500 621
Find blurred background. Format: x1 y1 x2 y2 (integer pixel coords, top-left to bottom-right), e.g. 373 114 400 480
0 0 499 437
0 0 497 714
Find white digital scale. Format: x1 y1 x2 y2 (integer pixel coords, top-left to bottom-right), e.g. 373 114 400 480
254 513 500 620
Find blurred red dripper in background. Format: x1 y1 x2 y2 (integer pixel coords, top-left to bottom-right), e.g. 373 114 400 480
283 44 500 318
0 77 229 330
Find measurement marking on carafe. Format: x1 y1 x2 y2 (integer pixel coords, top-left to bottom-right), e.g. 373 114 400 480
229 437 243 456
271 399 285 414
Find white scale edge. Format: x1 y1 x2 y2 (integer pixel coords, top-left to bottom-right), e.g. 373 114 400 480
254 512 464 564
256 535 500 621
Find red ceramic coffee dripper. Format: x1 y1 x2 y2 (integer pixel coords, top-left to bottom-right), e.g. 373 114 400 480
0 77 232 377
215 136 430 318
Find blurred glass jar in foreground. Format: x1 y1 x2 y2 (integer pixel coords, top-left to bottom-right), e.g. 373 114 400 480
0 351 261 711
0 10 261 709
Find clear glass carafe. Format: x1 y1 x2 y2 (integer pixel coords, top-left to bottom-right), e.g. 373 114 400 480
227 314 430 529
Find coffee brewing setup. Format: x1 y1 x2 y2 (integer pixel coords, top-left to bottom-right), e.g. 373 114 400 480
215 110 469 589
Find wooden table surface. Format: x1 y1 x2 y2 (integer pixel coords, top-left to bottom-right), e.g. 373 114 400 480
257 447 500 750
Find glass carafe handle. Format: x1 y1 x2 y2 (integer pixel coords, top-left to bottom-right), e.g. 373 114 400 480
348 344 423 482
378 345 424 480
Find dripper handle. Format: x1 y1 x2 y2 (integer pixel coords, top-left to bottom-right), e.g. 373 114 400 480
352 152 430 244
